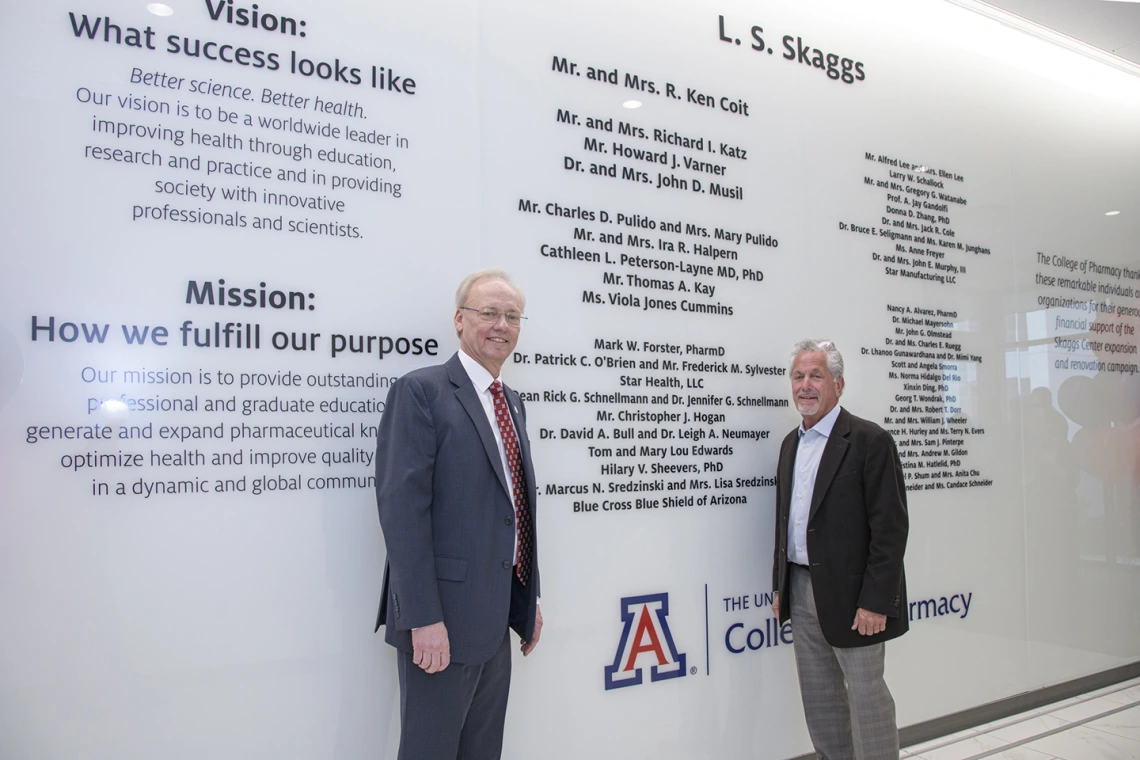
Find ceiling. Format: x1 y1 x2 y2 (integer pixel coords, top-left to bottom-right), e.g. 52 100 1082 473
980 0 1140 66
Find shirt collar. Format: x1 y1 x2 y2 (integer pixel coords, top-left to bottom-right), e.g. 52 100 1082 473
457 349 500 393
799 403 842 439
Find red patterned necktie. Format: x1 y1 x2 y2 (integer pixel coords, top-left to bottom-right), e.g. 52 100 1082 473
490 381 532 586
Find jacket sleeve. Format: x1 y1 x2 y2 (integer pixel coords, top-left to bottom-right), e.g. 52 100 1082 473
856 429 909 617
375 375 443 630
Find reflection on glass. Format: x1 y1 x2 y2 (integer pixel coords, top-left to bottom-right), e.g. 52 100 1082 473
1015 297 1139 658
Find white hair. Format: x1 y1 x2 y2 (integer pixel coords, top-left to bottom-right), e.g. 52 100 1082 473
454 268 526 310
789 338 844 381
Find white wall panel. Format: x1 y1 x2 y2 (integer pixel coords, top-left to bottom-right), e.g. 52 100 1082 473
0 1 1137 757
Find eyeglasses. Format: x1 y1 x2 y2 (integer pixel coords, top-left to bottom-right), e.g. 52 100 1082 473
459 307 527 327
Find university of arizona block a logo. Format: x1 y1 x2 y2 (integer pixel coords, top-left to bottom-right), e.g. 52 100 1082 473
604 593 687 690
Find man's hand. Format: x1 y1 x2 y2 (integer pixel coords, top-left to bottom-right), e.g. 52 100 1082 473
771 592 780 620
411 621 451 673
521 605 543 656
851 608 887 636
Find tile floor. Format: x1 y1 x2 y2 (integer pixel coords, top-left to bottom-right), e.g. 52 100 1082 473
901 677 1140 760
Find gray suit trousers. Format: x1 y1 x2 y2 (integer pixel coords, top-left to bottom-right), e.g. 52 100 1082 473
790 564 899 760
394 576 529 760
396 629 512 760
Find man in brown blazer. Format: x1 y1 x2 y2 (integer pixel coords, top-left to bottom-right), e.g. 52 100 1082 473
772 339 909 760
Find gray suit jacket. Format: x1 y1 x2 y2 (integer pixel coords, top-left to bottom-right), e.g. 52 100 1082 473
374 352 540 665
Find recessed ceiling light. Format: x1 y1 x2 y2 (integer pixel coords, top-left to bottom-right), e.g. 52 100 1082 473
622 100 642 109
1105 210 1121 216
147 3 174 16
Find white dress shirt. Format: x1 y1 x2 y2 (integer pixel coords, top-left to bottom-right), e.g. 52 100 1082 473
788 403 842 566
457 349 519 560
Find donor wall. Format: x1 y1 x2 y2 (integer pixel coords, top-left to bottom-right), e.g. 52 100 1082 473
0 0 1137 757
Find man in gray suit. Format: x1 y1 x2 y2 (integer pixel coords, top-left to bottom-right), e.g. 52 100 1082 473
771 339 908 760
375 268 541 760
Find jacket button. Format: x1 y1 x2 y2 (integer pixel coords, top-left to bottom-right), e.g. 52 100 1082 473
502 560 511 570
505 516 514 525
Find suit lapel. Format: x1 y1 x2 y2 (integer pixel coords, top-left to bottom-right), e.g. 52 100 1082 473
778 430 797 517
447 355 511 498
808 407 850 523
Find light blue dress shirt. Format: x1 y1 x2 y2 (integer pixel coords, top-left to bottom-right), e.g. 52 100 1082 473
787 404 842 566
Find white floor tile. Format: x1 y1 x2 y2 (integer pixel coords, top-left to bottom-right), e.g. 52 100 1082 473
905 728 981 757
975 708 1067 735
987 713 1072 743
1048 695 1130 724
903 680 1140 760
980 750 1060 760
1102 685 1140 707
1043 695 1086 710
1023 723 1140 760
1023 696 1084 720
900 679 1140 760
912 731 1052 760
1088 706 1140 743
1094 683 1140 701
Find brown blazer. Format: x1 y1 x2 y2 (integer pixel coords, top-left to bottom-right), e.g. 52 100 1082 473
772 407 909 648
